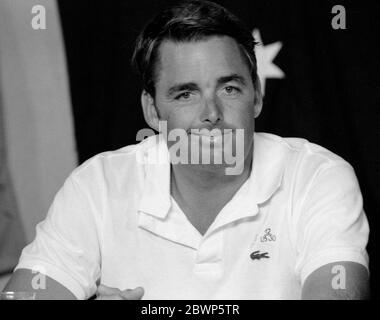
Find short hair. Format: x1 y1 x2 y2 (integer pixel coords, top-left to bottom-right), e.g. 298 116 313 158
131 0 260 99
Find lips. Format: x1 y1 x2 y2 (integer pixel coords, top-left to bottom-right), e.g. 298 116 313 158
194 134 223 144
189 128 233 137
189 128 233 144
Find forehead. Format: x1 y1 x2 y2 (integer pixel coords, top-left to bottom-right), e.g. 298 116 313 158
155 36 251 85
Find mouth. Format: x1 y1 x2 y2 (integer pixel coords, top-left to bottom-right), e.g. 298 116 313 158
188 129 233 143
189 128 233 136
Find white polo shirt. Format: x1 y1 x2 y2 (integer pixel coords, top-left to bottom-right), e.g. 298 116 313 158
15 132 369 299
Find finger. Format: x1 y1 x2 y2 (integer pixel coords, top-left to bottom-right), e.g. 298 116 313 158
96 294 124 300
120 287 145 300
97 284 122 296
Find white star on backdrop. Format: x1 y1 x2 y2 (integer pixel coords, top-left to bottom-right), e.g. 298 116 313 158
252 29 285 95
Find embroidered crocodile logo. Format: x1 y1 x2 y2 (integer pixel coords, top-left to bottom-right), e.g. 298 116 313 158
250 250 270 260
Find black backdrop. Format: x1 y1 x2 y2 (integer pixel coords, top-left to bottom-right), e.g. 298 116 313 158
57 0 380 298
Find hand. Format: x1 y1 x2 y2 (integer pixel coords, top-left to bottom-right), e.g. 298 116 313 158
96 284 144 300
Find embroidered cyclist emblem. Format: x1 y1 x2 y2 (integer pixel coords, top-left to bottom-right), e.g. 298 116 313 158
260 228 276 242
250 250 270 260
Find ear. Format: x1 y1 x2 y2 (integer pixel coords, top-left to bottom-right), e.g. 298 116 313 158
253 78 263 118
141 90 160 131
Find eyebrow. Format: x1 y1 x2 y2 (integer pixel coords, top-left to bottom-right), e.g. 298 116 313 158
166 73 247 97
217 74 247 86
167 82 199 97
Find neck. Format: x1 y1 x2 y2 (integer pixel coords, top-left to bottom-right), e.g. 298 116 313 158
170 147 253 199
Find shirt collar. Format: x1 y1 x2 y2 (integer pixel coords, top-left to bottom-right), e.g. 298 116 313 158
137 132 289 220
137 134 171 219
209 132 289 230
248 132 288 204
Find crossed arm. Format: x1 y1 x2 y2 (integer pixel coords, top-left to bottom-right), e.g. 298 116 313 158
4 260 369 300
301 261 369 299
4 269 143 300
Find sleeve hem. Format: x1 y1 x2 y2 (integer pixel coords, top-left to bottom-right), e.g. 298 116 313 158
298 248 369 286
14 260 87 300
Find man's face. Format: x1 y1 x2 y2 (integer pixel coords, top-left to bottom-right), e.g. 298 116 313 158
147 36 261 169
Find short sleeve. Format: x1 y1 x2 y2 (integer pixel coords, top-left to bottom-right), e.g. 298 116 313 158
294 163 369 286
15 174 102 299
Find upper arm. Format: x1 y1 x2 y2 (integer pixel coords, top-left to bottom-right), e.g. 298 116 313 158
294 163 370 294
4 268 77 300
12 174 102 299
301 261 369 300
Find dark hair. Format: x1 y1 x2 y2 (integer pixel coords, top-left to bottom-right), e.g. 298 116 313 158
131 0 260 99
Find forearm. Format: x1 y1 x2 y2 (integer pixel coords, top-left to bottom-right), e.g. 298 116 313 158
4 268 77 300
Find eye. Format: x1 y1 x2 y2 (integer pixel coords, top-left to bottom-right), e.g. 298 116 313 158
223 86 240 95
175 91 192 100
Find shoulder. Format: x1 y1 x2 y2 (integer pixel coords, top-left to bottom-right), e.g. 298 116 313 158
256 132 346 161
255 132 354 176
67 135 160 188
254 132 360 208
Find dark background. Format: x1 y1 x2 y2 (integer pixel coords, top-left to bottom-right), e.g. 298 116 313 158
57 0 380 298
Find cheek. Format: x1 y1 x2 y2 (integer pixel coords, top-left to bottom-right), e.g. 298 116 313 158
162 107 196 132
225 100 255 129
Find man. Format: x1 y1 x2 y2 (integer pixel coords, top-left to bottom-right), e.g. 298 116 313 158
5 0 369 299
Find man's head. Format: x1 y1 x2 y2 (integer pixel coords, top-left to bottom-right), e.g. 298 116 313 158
132 0 262 173
132 0 261 104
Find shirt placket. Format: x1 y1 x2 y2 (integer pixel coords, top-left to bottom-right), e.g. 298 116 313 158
193 230 224 276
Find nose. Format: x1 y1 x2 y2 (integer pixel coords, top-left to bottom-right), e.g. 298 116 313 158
201 95 223 125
